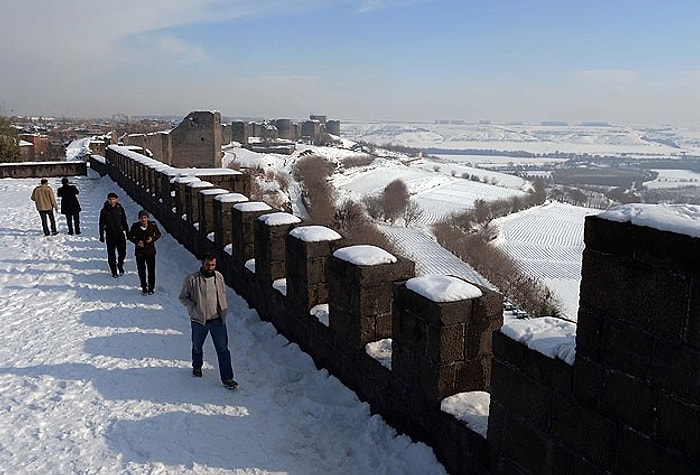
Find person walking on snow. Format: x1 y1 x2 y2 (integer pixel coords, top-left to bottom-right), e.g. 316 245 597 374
99 192 128 278
30 178 59 236
57 177 82 235
179 253 238 389
127 209 161 295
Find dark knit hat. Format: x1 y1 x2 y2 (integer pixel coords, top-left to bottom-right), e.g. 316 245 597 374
61 177 69 184
107 192 118 199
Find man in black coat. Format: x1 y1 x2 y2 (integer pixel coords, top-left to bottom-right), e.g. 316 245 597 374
127 209 161 295
57 178 82 235
99 192 128 278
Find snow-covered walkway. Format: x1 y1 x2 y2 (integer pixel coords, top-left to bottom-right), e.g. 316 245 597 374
0 174 446 474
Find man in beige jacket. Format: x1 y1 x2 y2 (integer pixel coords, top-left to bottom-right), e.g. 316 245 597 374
179 253 237 389
30 178 59 236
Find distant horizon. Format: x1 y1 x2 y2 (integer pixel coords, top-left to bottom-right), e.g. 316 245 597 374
2 1 699 127
10 112 694 130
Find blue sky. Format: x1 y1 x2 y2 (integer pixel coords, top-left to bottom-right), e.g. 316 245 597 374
2 0 699 125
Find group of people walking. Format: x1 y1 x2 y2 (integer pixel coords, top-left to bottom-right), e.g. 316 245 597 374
30 177 79 236
30 178 238 390
97 191 163 296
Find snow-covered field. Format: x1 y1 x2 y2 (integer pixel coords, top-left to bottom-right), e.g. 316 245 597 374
644 169 700 189
341 121 700 156
491 202 601 320
0 175 447 474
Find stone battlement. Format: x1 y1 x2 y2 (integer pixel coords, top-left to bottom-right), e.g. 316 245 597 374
95 146 700 474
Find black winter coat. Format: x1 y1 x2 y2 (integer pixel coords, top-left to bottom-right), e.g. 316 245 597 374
57 184 81 215
99 201 128 241
127 221 162 257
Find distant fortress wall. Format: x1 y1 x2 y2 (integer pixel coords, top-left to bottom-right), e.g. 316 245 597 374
231 115 340 145
121 111 340 167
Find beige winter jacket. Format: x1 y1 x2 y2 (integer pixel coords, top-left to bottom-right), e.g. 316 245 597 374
31 185 59 212
179 269 229 325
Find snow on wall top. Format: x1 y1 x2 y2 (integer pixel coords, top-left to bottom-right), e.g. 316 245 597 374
501 317 577 365
406 275 482 303
289 225 343 243
257 212 302 226
171 175 201 184
234 201 272 212
599 203 700 238
215 193 249 203
200 188 229 195
333 245 397 266
188 181 214 189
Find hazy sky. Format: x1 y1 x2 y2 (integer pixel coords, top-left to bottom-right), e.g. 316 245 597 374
2 0 699 126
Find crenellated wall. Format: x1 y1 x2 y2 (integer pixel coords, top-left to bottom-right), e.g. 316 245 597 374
488 211 700 474
96 146 700 475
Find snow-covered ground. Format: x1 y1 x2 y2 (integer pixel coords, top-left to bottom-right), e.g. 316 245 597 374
491 202 601 321
341 121 700 156
0 174 448 474
643 169 700 189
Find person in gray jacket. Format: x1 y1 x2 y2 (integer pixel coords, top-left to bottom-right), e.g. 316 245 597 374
178 253 237 389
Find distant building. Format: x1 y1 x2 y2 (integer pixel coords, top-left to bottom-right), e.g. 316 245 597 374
231 114 340 146
18 134 50 161
124 111 223 168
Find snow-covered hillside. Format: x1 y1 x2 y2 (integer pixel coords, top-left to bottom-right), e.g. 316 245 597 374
341 121 700 156
222 134 594 321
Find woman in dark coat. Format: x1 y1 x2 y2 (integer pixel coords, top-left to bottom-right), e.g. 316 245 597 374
56 178 81 235
127 209 161 295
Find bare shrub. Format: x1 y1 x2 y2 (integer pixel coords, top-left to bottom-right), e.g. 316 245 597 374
293 154 337 226
263 189 288 211
334 200 367 231
362 194 384 220
249 176 264 201
341 154 375 169
433 221 561 317
275 172 290 193
293 154 335 182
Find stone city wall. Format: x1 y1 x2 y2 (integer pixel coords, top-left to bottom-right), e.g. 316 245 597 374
0 161 87 179
95 145 700 475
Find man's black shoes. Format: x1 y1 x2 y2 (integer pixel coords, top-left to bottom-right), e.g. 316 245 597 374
193 368 203 378
222 379 238 390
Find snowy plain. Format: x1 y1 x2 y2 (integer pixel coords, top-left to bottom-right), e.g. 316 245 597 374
0 174 448 475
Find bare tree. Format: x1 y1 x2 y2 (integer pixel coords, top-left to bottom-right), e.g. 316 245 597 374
382 179 409 224
403 199 424 227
